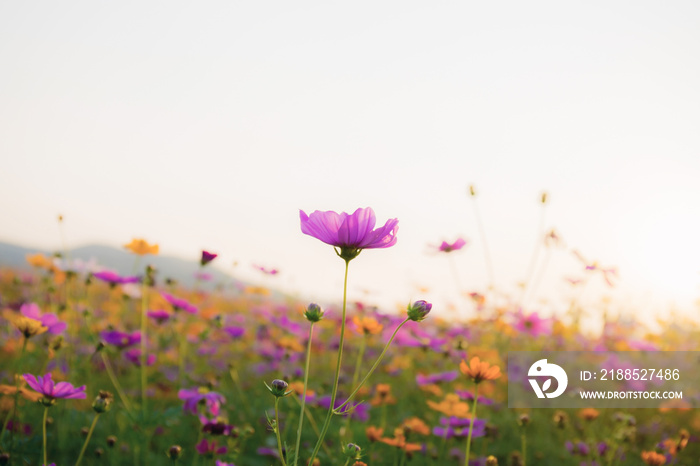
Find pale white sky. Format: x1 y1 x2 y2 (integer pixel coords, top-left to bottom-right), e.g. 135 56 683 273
1 2 699 326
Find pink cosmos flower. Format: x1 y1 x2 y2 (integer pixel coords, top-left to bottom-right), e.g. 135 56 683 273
20 303 66 335
437 238 467 253
22 373 86 400
513 309 552 338
300 207 398 259
93 270 141 286
201 250 218 266
253 264 279 275
196 438 227 456
162 292 198 314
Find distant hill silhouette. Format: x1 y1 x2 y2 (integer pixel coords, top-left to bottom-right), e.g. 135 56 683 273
0 241 241 289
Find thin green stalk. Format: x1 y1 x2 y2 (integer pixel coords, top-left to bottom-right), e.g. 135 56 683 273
100 352 134 416
75 413 100 466
43 406 49 466
307 260 350 465
521 431 527 466
140 281 148 416
464 383 479 466
293 323 315 466
0 337 29 455
274 397 287 466
334 318 410 413
343 335 367 440
521 200 546 304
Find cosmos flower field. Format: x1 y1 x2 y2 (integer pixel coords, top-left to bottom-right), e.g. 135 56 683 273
0 207 697 466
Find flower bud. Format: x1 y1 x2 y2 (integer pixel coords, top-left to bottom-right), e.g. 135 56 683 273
266 379 291 397
306 459 321 466
94 447 104 458
407 300 432 322
518 414 530 427
92 391 114 413
0 453 10 466
106 435 117 447
81 427 90 437
167 445 183 460
343 443 362 460
304 303 325 323
486 456 498 466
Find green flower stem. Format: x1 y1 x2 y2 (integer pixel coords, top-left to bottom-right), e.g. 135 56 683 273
75 413 100 466
43 406 49 466
274 397 287 466
290 396 331 457
101 352 134 417
308 259 350 465
343 335 367 439
292 323 315 466
140 281 148 416
521 430 527 466
333 318 410 414
0 337 28 446
464 383 479 466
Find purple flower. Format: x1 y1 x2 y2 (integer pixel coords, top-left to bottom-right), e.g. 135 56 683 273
100 330 141 349
147 309 171 324
178 388 226 417
202 420 234 436
23 373 86 400
93 270 140 286
256 447 279 458
513 309 552 337
195 438 227 456
433 417 486 439
201 250 218 266
124 348 155 366
215 461 236 466
416 370 458 386
455 390 494 405
300 207 398 258
224 326 245 339
438 238 467 252
20 303 66 335
162 292 198 314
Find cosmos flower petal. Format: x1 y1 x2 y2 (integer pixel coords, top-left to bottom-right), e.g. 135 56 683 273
23 374 42 393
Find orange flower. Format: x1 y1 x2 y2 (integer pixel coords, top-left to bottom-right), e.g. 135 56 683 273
579 408 599 421
5 312 48 339
278 336 305 352
460 357 501 384
365 426 384 442
123 238 159 256
418 384 443 397
641 451 666 465
379 428 422 452
427 394 470 418
353 463 368 466
401 417 430 436
288 381 315 397
370 384 397 406
26 253 54 269
0 384 43 403
352 316 383 335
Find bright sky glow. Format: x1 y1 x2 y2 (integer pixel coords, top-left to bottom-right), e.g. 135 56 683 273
1 2 699 327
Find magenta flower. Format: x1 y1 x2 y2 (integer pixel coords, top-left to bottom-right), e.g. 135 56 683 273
300 207 398 260
438 238 467 253
201 250 218 266
178 388 226 417
147 309 171 324
162 292 198 314
513 310 552 338
215 461 236 466
93 270 141 286
23 373 86 401
416 370 458 386
124 348 156 366
253 264 279 275
100 330 141 349
196 438 227 456
20 303 66 335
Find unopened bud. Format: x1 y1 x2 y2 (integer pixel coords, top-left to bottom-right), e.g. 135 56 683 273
304 303 325 323
486 456 498 466
407 300 432 322
167 445 182 460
